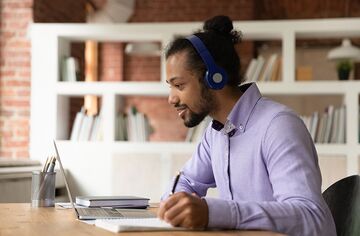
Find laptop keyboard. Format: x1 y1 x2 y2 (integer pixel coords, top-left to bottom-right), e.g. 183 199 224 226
77 208 123 218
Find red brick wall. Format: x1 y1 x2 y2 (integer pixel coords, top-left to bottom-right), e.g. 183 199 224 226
0 0 33 158
99 43 124 82
33 0 86 23
254 0 360 19
129 0 254 22
0 0 86 158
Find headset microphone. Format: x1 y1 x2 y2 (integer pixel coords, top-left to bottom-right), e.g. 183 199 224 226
186 35 228 90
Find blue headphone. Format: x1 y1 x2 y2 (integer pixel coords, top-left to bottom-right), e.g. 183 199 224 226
186 35 228 90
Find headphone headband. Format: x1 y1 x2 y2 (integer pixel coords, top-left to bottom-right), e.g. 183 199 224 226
186 35 228 90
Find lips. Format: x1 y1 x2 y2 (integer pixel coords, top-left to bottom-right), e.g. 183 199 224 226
178 108 186 117
175 106 187 118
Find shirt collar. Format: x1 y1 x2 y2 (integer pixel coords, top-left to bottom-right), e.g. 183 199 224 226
211 83 262 135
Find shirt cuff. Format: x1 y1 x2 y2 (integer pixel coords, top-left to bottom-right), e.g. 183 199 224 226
204 197 238 229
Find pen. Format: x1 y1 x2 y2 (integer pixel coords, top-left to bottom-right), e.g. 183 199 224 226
42 156 50 172
47 156 56 172
170 172 181 195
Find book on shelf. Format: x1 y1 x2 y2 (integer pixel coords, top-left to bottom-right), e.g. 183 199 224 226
323 105 334 143
78 115 95 141
330 108 340 143
258 53 278 82
250 56 265 82
301 105 346 144
336 106 346 143
244 58 258 82
270 56 282 81
309 112 319 141
315 113 326 143
70 107 103 141
61 56 79 82
119 106 152 142
76 196 150 208
244 54 281 82
70 107 86 141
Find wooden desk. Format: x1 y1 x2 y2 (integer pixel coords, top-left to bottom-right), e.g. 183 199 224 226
0 204 284 236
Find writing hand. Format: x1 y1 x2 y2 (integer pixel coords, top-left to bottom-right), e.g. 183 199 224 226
158 192 208 229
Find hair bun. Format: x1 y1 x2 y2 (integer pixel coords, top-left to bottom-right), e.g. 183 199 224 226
203 15 241 44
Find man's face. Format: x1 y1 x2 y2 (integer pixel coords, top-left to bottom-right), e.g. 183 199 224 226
166 52 215 127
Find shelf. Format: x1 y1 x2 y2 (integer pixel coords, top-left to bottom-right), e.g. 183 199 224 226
56 140 352 156
315 144 348 156
258 81 360 95
56 81 169 96
56 81 360 96
57 140 197 154
30 18 360 41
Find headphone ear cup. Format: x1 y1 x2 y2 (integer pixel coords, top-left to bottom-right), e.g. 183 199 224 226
206 67 228 90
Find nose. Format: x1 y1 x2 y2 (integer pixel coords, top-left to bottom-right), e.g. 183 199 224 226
168 89 179 105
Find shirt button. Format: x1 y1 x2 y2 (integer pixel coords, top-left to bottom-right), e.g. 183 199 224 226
239 125 244 130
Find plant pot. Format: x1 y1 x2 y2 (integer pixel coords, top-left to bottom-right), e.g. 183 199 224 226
337 68 350 80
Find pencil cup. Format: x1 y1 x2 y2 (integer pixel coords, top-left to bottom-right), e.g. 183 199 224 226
31 171 56 207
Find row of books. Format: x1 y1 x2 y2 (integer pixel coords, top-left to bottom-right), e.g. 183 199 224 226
245 53 282 82
61 56 80 82
185 117 212 143
70 104 348 144
116 107 153 142
300 105 346 144
70 107 103 141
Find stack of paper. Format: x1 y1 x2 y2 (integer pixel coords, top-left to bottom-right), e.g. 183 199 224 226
95 218 186 232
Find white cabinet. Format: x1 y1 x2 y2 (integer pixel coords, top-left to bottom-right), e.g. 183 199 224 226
30 18 360 201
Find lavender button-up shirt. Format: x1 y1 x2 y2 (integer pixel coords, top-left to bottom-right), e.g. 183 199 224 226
168 83 336 236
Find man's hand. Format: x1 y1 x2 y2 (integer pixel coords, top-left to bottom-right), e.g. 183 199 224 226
157 192 209 229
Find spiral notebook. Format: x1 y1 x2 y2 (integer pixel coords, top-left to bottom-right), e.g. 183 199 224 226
95 218 187 232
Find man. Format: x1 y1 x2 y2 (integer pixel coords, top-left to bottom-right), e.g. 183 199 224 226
158 15 336 236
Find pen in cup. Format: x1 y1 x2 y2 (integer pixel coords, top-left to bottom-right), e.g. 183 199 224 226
170 171 181 195
47 156 56 172
34 155 56 203
42 156 51 172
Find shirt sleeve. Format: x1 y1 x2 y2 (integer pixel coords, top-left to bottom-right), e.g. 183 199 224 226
204 113 336 236
161 126 216 200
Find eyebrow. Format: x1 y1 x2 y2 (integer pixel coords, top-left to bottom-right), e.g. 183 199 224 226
166 77 180 84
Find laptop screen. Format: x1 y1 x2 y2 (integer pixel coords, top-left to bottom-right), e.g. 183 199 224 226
53 140 79 217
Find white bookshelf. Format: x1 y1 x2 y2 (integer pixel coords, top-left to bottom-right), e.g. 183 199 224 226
30 18 360 201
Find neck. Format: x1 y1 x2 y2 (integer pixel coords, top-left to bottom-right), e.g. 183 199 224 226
210 86 243 124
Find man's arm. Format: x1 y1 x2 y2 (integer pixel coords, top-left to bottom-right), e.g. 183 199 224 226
158 127 215 228
204 113 336 236
161 126 216 199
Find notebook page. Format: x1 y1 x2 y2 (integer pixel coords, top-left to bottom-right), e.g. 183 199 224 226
95 218 187 232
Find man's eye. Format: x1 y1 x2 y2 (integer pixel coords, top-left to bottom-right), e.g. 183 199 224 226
175 84 184 89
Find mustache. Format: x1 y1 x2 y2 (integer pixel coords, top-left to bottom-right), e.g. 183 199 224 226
174 103 187 109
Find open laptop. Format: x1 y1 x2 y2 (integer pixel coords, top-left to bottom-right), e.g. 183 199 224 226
53 140 156 220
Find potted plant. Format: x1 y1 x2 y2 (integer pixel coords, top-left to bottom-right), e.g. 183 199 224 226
336 59 353 80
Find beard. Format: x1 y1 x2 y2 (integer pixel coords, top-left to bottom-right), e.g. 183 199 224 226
178 84 215 128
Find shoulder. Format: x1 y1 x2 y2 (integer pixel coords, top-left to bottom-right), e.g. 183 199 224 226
250 97 302 131
258 97 296 118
